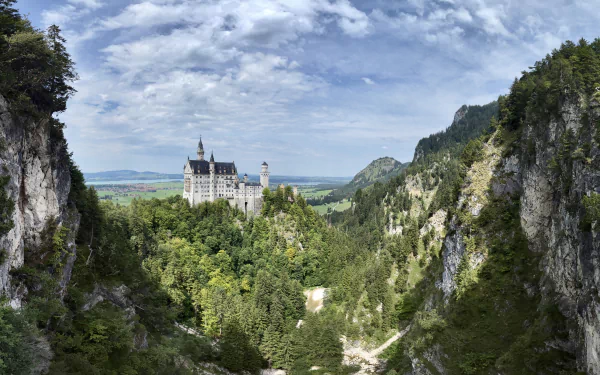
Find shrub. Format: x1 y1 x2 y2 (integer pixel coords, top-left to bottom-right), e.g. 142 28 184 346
0 306 36 374
582 193 600 230
461 138 485 168
0 175 14 237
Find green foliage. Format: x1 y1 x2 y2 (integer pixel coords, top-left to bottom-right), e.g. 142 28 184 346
0 306 36 374
219 318 263 373
460 138 485 168
0 175 14 238
582 192 600 230
414 102 499 160
290 312 344 374
405 309 446 356
500 38 600 131
458 352 496 375
307 159 409 207
453 254 479 300
349 157 408 188
0 2 77 114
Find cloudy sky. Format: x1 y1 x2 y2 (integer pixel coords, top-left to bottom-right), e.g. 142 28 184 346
17 0 600 176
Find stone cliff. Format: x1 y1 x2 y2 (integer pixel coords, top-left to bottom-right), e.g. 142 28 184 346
422 95 600 373
518 96 600 372
0 95 78 308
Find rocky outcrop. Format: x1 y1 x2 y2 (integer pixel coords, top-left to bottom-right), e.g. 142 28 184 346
437 221 465 300
518 97 600 373
431 97 600 373
0 95 77 307
82 284 134 314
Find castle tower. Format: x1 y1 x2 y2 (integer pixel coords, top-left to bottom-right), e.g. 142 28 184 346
197 136 205 160
209 151 215 201
260 162 270 188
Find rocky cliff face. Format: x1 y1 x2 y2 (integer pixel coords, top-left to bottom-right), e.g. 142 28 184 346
519 96 600 373
0 95 78 307
432 96 600 373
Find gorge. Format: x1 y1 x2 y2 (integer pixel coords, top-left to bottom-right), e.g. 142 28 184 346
1 1 600 374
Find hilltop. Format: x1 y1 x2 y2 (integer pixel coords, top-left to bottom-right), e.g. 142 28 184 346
348 157 410 189
306 157 409 209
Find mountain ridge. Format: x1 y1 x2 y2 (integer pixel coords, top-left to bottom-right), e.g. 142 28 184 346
348 156 410 188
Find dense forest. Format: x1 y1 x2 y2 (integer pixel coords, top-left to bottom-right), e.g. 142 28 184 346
1 0 600 374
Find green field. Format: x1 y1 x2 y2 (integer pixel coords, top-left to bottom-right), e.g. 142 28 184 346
311 199 352 215
297 186 333 199
93 182 349 213
95 181 183 206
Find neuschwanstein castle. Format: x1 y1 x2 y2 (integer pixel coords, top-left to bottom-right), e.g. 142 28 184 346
183 137 269 215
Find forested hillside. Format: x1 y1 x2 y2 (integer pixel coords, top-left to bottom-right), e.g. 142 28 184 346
1 1 600 374
331 39 600 374
348 157 409 189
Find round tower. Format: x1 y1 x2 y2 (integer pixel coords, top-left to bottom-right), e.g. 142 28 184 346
209 151 215 201
260 161 270 188
197 136 205 160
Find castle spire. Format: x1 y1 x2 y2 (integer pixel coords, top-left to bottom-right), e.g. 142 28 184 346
210 151 214 163
197 135 205 161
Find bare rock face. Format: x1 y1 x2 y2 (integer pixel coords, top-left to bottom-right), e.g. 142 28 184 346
430 97 600 373
518 97 600 374
437 221 465 299
0 95 76 307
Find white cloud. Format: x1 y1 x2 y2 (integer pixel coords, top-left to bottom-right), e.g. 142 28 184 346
99 0 370 40
41 5 78 26
68 0 103 10
362 77 375 85
452 8 473 23
41 0 103 28
35 0 600 175
475 5 511 37
101 28 241 77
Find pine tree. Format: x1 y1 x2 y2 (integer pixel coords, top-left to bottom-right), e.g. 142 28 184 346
220 319 262 373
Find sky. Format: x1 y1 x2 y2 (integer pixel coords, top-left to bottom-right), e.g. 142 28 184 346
16 0 600 176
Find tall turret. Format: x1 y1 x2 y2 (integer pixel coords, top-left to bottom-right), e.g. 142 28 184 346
197 136 205 160
260 161 270 188
209 151 215 201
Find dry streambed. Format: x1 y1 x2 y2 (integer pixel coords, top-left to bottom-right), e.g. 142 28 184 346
301 287 408 374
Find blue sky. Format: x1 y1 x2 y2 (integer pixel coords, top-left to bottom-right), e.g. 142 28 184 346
16 0 600 176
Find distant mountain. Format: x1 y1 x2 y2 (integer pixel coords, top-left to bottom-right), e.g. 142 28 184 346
348 157 410 189
85 170 183 181
306 157 409 206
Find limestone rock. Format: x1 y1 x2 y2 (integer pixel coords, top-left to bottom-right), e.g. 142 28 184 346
0 94 77 307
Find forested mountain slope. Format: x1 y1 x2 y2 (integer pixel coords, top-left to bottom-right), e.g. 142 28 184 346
413 102 499 162
307 157 409 207
332 39 600 374
348 157 410 189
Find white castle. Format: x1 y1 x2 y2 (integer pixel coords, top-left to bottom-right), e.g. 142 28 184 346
183 137 270 215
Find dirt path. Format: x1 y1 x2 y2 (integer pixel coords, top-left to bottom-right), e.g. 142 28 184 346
343 325 411 374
